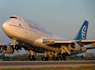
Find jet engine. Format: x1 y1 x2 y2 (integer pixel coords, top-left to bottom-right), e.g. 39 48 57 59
2 45 14 54
0 46 2 53
68 42 81 51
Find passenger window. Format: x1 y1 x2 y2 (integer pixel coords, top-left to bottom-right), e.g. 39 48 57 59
19 18 21 21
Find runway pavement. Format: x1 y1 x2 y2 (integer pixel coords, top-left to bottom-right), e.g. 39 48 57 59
0 60 95 69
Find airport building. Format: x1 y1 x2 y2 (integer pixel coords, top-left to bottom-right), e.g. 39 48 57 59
85 51 94 58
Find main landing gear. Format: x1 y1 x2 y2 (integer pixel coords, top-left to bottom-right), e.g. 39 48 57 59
41 51 66 61
42 57 49 61
28 50 66 61
42 55 66 61
28 50 36 61
52 57 59 61
29 55 66 61
52 54 66 61
59 54 66 61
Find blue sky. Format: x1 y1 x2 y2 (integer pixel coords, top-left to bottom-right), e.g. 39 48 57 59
0 0 95 55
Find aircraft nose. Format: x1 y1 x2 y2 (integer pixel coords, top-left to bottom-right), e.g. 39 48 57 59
2 21 10 36
2 22 8 31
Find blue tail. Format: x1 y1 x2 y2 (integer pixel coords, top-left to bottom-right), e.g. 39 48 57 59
74 20 89 40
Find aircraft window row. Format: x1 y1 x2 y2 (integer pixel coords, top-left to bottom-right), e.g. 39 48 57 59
24 20 31 23
24 20 40 28
10 17 17 19
28 24 53 36
19 18 21 21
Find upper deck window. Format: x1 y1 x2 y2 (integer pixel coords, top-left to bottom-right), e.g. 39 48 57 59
19 18 21 21
10 16 17 19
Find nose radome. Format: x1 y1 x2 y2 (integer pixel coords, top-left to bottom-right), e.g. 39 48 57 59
2 22 10 36
2 22 8 30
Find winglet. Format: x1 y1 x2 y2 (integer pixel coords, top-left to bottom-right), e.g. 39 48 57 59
74 20 89 40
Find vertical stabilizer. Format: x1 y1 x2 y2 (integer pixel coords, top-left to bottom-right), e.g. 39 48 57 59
74 20 89 40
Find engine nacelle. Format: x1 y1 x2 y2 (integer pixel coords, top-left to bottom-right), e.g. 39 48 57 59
2 45 14 54
68 42 81 51
0 46 2 53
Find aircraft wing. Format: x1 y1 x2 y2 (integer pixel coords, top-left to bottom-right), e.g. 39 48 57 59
43 39 95 51
43 39 95 45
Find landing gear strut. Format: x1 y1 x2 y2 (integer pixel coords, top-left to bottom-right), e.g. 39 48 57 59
59 54 66 61
28 50 36 61
42 50 49 61
52 52 60 61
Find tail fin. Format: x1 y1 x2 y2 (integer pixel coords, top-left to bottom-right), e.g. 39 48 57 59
74 20 89 40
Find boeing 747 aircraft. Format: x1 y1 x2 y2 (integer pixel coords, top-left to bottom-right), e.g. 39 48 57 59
0 15 95 61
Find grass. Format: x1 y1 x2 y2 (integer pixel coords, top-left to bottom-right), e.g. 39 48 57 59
0 65 95 70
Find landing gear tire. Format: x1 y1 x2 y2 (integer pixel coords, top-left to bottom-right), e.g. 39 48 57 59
33 57 36 61
32 55 36 61
42 57 49 61
63 57 66 61
59 54 66 61
52 57 59 61
29 55 36 61
60 57 63 61
63 55 66 61
29 55 32 61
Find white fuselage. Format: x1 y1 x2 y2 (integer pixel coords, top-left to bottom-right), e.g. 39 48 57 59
2 16 68 52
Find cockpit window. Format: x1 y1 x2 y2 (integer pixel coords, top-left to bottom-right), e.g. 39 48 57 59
10 17 17 19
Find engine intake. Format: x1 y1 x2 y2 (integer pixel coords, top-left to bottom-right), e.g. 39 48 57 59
68 42 81 51
2 45 14 54
0 46 2 53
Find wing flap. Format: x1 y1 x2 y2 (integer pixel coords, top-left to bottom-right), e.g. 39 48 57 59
81 40 95 43
79 40 95 45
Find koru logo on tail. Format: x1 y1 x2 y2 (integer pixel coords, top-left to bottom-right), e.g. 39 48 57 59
81 26 86 39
